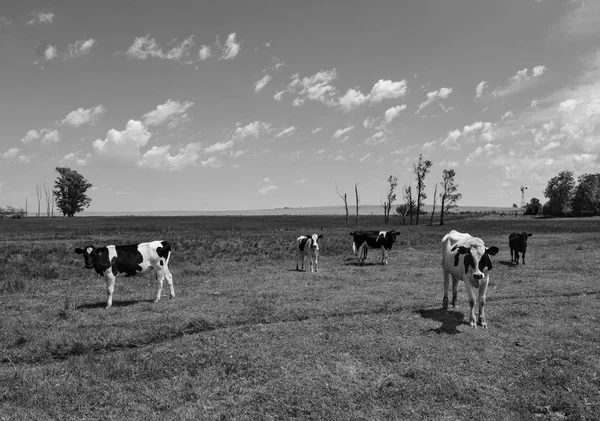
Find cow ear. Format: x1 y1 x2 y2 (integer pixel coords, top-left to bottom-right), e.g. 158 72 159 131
486 246 499 256
75 248 84 254
318 235 323 239
527 233 532 237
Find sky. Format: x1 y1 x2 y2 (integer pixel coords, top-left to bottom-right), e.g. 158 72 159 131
1 0 599 213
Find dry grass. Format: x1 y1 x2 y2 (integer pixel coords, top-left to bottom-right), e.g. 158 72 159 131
1 214 599 420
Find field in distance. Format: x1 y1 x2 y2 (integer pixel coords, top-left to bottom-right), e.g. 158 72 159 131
1 214 599 420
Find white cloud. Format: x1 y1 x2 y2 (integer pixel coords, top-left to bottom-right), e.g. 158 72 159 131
142 99 194 128
0 17 12 27
220 33 241 60
44 45 57 61
339 79 407 111
273 90 285 101
359 153 371 162
531 100 539 108
258 177 277 195
126 35 195 62
311 127 322 134
559 0 600 40
254 75 272 93
1 148 21 159
61 151 91 166
61 104 105 127
363 116 381 129
333 125 354 139
287 69 338 106
476 81 487 98
27 10 54 25
338 88 368 111
139 142 207 171
465 143 499 163
41 129 60 145
233 121 272 140
558 99 578 113
492 66 547 97
21 130 40 144
365 131 387 146
204 140 234 153
199 45 211 60
441 121 494 149
68 39 95 57
384 104 407 123
274 126 296 139
417 87 453 113
501 111 514 120
93 120 152 163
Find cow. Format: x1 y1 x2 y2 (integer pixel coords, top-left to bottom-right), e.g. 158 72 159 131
296 234 323 273
349 230 398 265
509 232 532 265
441 230 499 329
75 240 174 308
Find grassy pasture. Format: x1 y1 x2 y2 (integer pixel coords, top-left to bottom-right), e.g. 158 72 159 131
1 214 599 420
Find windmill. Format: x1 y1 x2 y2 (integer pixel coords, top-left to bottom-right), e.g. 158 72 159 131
520 186 528 208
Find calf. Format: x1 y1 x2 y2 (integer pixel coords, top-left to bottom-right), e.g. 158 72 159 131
441 230 499 328
296 234 323 272
350 230 398 265
509 232 532 265
75 240 174 308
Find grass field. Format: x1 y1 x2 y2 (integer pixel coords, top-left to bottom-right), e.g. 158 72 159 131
1 214 599 420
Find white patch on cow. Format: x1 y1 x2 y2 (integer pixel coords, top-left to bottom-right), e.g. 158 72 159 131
86 247 93 254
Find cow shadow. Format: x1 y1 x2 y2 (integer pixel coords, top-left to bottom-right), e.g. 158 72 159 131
77 299 153 309
344 261 381 267
417 308 468 334
498 260 516 267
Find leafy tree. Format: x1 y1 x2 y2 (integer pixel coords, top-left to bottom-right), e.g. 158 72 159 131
439 169 462 225
53 167 93 217
571 173 600 216
543 170 575 216
401 185 416 225
524 197 542 216
382 175 398 223
413 154 432 225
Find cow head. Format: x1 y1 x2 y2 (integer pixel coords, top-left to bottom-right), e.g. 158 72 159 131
378 230 398 243
310 234 323 250
515 232 532 249
74 246 97 269
452 240 499 288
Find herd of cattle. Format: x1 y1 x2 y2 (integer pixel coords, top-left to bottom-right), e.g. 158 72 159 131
74 230 533 329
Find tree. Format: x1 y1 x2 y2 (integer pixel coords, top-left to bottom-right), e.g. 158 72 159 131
53 167 93 217
413 154 432 225
571 173 600 216
524 198 542 216
354 183 360 224
36 184 42 217
543 170 575 216
429 184 438 226
336 184 349 224
44 183 53 217
402 185 416 225
382 175 398 223
438 169 462 226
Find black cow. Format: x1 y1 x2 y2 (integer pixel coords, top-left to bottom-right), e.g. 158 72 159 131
350 230 398 265
509 232 532 265
75 240 173 308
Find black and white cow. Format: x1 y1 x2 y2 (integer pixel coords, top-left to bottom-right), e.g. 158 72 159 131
349 230 398 265
296 234 323 273
441 230 499 329
509 232 532 265
75 240 174 308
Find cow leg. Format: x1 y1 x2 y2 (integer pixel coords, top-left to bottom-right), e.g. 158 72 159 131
312 252 318 273
451 277 459 307
164 266 175 299
442 270 450 309
359 245 366 266
381 248 387 265
522 250 526 265
464 280 477 327
477 279 489 329
510 249 514 264
104 272 116 308
154 268 165 303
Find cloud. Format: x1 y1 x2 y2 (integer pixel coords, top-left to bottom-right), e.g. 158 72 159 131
311 127 322 134
416 87 453 113
465 143 499 163
44 45 58 61
287 69 338 106
126 35 195 62
20 128 60 145
363 116 381 129
233 121 272 140
258 177 277 195
93 120 151 163
359 153 371 162
558 99 578 113
1 148 21 159
339 79 407 111
139 142 209 171
254 75 272 93
198 45 211 60
274 126 296 139
21 130 40 144
142 99 194 128
492 66 547 97
0 17 11 27
333 125 354 139
68 39 96 57
531 100 539 108
441 121 494 149
204 140 234 154
559 0 600 40
273 90 285 101
61 151 91 166
220 33 241 60
27 10 54 25
476 81 487 98
384 104 407 123
364 131 387 146
501 111 514 120
61 104 105 127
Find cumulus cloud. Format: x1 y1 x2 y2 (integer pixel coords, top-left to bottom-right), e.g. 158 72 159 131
254 75 272 93
61 151 91 166
441 121 494 149
333 125 354 139
465 143 499 163
492 66 547 97
558 99 578 113
27 10 54 25
68 39 95 57
339 79 407 111
501 111 514 120
274 126 296 139
93 120 151 163
20 128 60 145
233 121 272 140
44 45 58 61
273 90 285 101
363 116 381 129
126 35 195 62
139 142 209 171
204 140 234 154
220 33 241 60
61 104 105 127
198 45 211 60
364 131 387 146
287 69 338 106
311 127 322 134
0 17 11 27
1 148 21 159
384 104 407 123
142 99 194 128
258 177 277 195
416 87 453 113
476 81 487 98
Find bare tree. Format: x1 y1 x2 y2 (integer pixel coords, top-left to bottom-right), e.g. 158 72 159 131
44 183 52 217
383 175 398 223
429 183 438 226
439 169 462 225
336 184 349 224
36 184 42 218
354 183 360 224
413 154 433 225
402 185 415 225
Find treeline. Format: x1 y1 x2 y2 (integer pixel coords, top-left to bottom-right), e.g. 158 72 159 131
0 206 27 219
524 171 600 217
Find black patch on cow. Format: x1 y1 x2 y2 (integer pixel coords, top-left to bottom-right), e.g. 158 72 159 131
351 230 397 250
113 245 144 276
88 247 112 275
479 253 492 272
299 237 309 252
463 253 475 273
157 241 171 260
